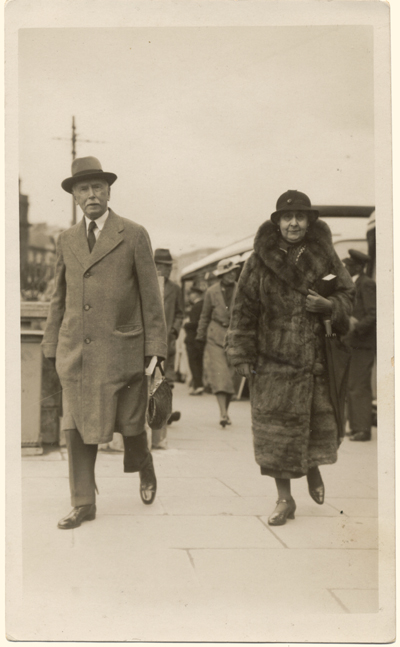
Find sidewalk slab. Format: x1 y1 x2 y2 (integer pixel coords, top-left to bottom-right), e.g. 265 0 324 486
260 515 378 550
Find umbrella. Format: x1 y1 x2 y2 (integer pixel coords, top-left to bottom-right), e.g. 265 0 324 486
323 319 351 441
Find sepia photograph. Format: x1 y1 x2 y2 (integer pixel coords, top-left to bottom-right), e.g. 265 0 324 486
5 0 394 642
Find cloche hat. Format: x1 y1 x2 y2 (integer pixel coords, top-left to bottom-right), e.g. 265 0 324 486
62 157 118 194
270 190 319 224
214 258 241 277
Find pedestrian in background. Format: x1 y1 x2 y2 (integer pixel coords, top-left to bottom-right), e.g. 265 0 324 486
343 249 377 442
42 157 167 529
225 190 354 526
154 248 184 425
196 258 240 427
184 280 206 395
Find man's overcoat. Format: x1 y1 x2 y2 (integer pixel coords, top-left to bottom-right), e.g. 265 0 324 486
225 219 355 476
42 210 167 444
162 279 183 381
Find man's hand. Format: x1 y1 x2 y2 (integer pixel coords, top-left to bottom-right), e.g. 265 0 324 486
306 289 333 315
235 363 252 377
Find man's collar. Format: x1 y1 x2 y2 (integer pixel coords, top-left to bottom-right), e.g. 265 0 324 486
84 209 109 231
352 273 360 283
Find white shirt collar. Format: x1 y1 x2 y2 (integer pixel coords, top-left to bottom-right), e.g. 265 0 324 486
85 209 109 233
352 274 360 283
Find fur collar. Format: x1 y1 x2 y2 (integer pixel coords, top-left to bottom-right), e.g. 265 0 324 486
253 219 336 294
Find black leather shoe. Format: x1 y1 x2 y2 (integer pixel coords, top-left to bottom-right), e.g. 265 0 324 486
139 453 157 505
168 411 181 425
307 468 325 505
57 504 96 530
268 498 296 526
308 483 325 505
350 431 371 441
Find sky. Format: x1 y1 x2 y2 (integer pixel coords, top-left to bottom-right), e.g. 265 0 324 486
19 26 374 256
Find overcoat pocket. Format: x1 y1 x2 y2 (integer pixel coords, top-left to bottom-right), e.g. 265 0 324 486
116 324 143 334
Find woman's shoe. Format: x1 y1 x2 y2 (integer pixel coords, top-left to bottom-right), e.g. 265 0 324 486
219 416 228 428
308 484 325 504
225 416 232 425
307 469 325 505
268 498 296 526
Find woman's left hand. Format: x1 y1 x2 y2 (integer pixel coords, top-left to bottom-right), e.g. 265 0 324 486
305 289 333 315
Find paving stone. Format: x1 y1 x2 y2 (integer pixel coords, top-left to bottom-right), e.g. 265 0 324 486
70 514 283 550
330 588 379 613
260 515 378 550
327 497 378 518
190 547 378 591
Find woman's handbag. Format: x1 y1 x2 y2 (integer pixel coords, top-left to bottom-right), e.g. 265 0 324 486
147 362 173 430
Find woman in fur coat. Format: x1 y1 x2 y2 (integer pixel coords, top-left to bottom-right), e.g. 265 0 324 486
225 191 354 526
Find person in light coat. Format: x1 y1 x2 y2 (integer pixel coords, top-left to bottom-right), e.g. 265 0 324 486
42 156 167 529
196 259 239 427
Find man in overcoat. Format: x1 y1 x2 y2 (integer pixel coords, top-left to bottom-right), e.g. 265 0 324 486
343 249 377 441
42 157 167 529
154 248 184 426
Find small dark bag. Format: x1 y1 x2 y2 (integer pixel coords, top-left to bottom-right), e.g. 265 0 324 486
147 363 173 430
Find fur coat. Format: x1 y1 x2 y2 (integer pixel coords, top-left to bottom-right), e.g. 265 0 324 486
225 218 355 476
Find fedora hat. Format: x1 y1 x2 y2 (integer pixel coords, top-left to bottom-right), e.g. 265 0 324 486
270 190 319 224
214 258 241 277
154 248 173 265
61 157 118 194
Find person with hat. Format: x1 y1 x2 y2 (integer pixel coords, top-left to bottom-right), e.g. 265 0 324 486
196 258 240 426
225 190 354 526
154 249 184 429
42 157 167 529
342 249 377 441
184 279 207 395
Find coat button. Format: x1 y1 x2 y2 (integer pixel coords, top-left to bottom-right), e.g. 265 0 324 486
85 338 91 344
84 271 91 278
84 304 90 311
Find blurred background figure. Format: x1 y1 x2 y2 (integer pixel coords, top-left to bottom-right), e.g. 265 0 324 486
154 248 184 428
343 249 377 442
184 279 206 395
196 259 240 427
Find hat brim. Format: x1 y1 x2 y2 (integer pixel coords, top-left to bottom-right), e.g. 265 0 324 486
214 264 241 276
270 207 319 225
62 171 118 194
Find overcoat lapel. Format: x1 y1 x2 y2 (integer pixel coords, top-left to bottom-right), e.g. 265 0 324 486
67 210 124 271
85 210 124 270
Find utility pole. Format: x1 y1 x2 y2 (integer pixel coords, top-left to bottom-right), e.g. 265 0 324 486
53 117 105 226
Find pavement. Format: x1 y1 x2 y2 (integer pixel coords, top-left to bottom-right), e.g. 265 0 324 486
13 383 379 641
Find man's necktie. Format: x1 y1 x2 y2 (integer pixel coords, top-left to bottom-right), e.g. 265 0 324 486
87 220 97 253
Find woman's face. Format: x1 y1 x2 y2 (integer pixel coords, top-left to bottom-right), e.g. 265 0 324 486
221 269 237 285
279 211 309 244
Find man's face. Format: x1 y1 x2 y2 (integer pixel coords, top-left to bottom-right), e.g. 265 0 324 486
155 263 172 279
72 178 110 220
